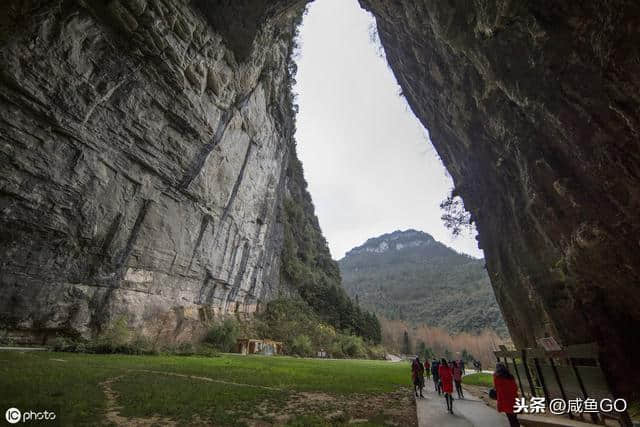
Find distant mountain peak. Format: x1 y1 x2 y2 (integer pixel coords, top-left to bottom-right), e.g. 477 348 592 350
344 229 436 257
338 229 506 336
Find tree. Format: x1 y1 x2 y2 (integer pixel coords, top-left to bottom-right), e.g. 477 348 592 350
424 346 435 361
291 335 313 357
204 319 239 352
444 348 453 361
416 341 434 360
323 285 341 328
461 349 475 364
340 297 356 332
402 331 412 355
371 313 382 344
440 189 473 236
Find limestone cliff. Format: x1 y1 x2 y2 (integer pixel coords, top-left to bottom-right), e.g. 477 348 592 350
0 0 304 342
359 0 640 397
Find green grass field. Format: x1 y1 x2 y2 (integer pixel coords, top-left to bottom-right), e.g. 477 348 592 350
0 351 416 426
462 372 494 388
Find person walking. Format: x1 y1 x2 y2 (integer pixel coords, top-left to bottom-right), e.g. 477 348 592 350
453 361 464 399
411 356 425 398
431 359 441 394
439 358 454 414
424 358 431 381
493 362 520 426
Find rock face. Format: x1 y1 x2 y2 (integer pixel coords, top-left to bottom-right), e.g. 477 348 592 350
0 0 303 343
359 0 640 397
1 0 639 398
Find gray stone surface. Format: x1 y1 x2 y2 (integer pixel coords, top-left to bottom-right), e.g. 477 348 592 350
359 0 640 397
0 0 302 343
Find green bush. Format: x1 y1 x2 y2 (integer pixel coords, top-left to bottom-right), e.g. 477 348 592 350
128 335 156 355
327 334 367 359
102 315 130 346
0 336 16 346
291 335 313 357
312 323 337 351
87 315 132 353
329 341 345 359
51 337 86 353
204 319 240 352
340 335 367 358
367 344 386 360
194 343 221 358
462 373 494 387
52 316 151 355
49 324 220 357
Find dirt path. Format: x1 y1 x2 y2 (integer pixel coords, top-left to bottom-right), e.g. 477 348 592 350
131 369 283 391
100 375 177 427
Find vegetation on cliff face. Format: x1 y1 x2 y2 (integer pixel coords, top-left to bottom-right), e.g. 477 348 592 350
256 298 384 359
340 230 507 337
280 147 381 344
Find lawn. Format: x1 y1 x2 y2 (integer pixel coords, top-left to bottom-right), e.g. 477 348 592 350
462 372 494 388
0 351 416 426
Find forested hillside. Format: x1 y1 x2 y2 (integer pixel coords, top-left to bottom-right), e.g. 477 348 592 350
279 146 381 343
339 230 507 337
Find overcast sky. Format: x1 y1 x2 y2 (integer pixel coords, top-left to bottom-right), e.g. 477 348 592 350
293 0 484 260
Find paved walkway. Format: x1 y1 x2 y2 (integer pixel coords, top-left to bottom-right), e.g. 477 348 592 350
416 379 509 427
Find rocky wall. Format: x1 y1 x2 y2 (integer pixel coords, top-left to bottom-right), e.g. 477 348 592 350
0 0 303 343
360 0 640 397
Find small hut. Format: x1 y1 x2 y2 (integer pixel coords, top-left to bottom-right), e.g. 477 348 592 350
236 339 283 356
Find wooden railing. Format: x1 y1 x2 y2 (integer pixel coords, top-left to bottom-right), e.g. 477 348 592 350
494 343 633 427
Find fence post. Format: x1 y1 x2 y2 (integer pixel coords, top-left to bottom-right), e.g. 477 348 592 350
512 357 526 398
568 358 601 424
533 357 550 402
549 357 573 419
521 350 537 397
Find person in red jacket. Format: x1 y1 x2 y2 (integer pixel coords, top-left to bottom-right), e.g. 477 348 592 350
411 356 425 398
453 361 464 399
493 363 520 426
438 358 454 413
424 358 431 381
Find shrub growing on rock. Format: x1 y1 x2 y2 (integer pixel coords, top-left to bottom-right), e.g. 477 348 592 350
204 319 240 352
